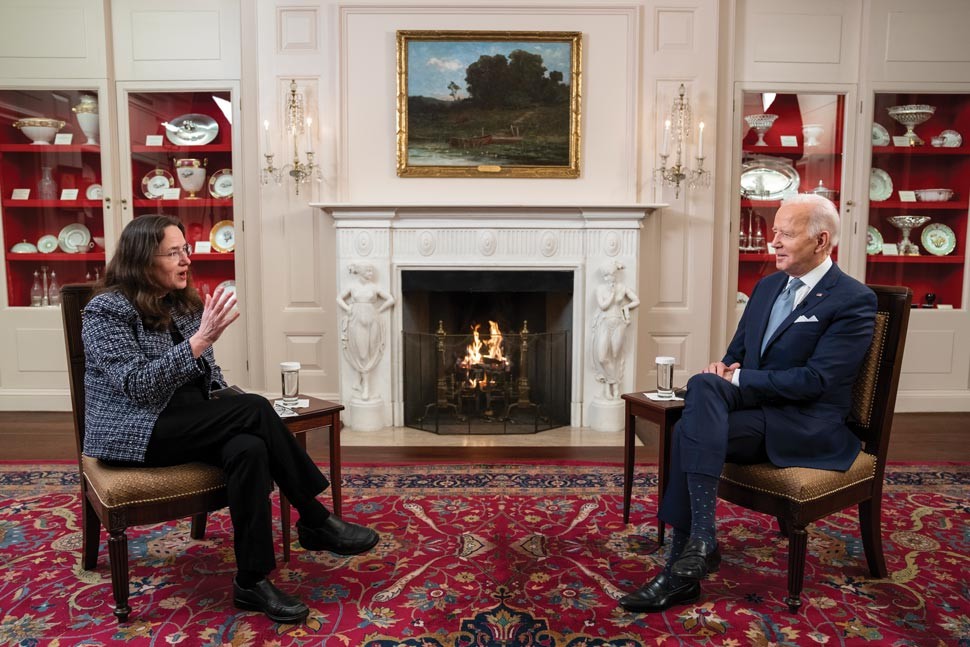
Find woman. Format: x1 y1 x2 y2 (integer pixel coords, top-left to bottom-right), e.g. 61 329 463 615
336 262 395 401
82 215 378 624
590 260 640 400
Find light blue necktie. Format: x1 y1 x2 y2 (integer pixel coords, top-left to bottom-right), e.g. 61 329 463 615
761 277 803 355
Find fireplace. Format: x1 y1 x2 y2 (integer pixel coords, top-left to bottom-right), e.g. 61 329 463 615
312 203 661 432
401 269 572 433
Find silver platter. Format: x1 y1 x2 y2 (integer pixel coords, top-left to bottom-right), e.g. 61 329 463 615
162 113 219 146
739 156 800 200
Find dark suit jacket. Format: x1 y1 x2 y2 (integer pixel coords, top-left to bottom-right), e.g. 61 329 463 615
724 263 876 470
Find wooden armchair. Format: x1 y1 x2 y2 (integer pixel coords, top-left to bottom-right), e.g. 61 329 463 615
60 284 228 622
717 284 912 612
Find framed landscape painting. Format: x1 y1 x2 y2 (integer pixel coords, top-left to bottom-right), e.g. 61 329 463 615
396 30 582 178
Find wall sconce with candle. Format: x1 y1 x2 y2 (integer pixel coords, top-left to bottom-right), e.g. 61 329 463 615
261 79 321 196
654 83 710 199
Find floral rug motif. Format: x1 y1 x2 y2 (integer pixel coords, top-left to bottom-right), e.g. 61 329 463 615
0 462 967 646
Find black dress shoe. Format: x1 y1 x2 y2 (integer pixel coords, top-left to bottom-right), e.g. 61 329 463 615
297 515 379 555
618 572 700 613
670 537 721 579
233 578 309 624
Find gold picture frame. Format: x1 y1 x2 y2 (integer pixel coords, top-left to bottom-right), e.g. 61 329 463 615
396 30 582 178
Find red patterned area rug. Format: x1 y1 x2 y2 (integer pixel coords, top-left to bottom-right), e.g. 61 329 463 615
0 462 968 646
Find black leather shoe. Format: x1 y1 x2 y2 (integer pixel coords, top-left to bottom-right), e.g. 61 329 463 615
618 572 700 613
670 537 721 579
297 515 379 555
233 578 309 624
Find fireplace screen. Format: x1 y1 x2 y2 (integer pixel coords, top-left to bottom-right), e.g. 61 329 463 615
402 322 570 434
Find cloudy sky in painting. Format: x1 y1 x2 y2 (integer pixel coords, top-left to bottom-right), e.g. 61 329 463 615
407 40 571 100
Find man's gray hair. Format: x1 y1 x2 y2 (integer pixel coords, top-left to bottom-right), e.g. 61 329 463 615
780 193 840 248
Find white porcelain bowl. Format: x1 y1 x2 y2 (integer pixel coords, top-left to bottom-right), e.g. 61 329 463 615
915 188 954 202
12 117 66 145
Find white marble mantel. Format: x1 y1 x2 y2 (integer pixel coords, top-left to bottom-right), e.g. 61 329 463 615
311 203 665 431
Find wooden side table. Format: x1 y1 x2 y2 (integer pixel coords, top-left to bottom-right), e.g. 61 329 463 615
621 391 685 545
280 395 344 562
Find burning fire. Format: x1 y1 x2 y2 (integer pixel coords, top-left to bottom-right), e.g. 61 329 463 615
458 321 509 388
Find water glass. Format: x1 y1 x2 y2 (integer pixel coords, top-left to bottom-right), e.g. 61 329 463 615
656 356 676 399
280 361 300 407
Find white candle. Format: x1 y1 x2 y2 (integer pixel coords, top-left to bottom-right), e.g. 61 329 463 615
306 117 313 152
263 120 270 152
698 121 705 158
662 119 671 156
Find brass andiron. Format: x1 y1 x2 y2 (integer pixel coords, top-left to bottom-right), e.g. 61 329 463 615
419 321 463 426
506 321 539 426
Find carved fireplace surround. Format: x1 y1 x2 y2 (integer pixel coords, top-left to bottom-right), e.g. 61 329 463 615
312 204 663 432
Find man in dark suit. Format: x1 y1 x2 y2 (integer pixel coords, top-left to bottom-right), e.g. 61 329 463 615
619 193 877 613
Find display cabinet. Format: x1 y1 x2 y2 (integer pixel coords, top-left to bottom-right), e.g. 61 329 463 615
735 90 848 305
0 87 108 307
122 90 236 296
865 92 969 309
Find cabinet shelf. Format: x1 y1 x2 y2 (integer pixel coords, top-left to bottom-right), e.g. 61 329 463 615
741 198 841 208
0 144 101 153
866 255 963 264
871 146 969 155
739 253 774 262
2 199 103 208
742 145 838 156
133 198 232 208
191 252 235 261
6 252 106 262
131 144 232 153
869 201 968 210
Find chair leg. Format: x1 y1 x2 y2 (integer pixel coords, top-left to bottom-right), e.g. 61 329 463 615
81 497 101 570
190 513 208 540
776 516 791 538
785 526 808 614
107 529 132 622
859 499 888 578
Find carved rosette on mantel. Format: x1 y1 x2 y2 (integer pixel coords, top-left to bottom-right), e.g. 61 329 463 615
312 204 665 432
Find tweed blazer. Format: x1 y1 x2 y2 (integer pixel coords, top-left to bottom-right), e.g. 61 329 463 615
81 290 226 463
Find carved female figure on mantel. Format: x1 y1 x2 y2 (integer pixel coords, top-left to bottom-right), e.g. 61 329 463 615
337 262 395 401
591 259 640 400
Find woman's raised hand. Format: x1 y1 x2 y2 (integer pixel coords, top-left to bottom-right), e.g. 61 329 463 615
189 285 240 357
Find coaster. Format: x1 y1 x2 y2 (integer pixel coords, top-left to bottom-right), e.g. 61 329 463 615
642 392 684 402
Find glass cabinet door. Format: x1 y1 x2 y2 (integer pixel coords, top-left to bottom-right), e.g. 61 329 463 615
736 91 847 304
0 87 107 307
125 90 236 297
866 93 969 309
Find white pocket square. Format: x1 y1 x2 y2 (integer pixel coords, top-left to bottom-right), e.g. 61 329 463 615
795 315 819 323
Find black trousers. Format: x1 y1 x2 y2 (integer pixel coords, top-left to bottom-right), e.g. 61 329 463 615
147 393 328 575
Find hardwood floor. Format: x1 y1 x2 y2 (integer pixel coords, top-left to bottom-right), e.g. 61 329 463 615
0 411 966 463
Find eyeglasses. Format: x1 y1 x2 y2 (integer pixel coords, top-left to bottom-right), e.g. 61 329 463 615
155 244 192 260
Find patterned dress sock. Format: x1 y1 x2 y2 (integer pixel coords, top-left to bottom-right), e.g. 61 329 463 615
686 472 719 546
296 498 331 528
662 527 691 578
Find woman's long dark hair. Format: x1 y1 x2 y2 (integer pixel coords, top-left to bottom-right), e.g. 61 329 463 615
96 214 202 331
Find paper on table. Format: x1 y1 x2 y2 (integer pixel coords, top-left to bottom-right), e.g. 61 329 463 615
274 398 310 409
643 392 685 402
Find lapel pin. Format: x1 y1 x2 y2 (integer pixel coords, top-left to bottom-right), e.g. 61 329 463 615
816 293 823 297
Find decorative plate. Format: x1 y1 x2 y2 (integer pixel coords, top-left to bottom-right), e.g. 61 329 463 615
940 129 963 148
210 220 235 253
208 169 233 198
866 226 884 255
162 113 219 146
737 291 749 306
739 157 800 200
870 168 893 202
921 223 957 256
872 123 890 146
37 235 58 253
142 169 175 199
85 183 103 200
58 223 91 253
216 280 236 296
